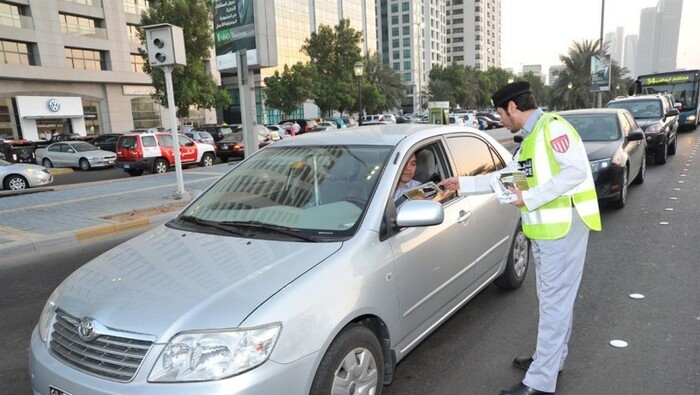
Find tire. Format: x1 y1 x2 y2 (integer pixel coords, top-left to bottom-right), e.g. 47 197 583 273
153 158 168 174
4 175 28 190
200 152 214 167
127 168 144 177
42 158 53 168
219 156 229 163
668 134 677 155
495 221 530 289
632 154 646 185
611 166 628 209
310 324 384 395
654 136 668 164
79 158 91 171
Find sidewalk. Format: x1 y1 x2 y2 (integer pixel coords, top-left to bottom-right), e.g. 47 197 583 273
0 164 232 258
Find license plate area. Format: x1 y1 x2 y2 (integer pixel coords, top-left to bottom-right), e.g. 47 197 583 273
50 386 73 395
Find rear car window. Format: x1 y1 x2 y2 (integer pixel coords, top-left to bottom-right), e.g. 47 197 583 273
118 137 138 149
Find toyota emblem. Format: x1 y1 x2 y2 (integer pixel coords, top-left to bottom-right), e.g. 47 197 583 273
48 99 61 112
77 318 97 342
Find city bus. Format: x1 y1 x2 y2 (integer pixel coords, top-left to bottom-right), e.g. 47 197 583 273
629 69 700 130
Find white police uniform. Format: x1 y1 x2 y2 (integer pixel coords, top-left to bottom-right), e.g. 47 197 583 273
457 108 596 393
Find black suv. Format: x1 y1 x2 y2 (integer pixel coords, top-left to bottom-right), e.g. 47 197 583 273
605 94 679 164
196 124 234 142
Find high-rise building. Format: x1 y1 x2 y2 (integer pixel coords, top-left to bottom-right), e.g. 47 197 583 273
447 0 502 70
548 65 566 87
623 34 638 78
635 0 683 75
604 26 624 66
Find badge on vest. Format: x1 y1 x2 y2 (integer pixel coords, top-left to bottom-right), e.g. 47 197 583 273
518 159 533 177
550 135 570 153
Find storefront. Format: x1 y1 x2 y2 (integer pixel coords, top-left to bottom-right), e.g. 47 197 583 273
15 96 87 141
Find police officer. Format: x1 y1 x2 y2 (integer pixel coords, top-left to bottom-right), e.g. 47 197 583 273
439 81 601 395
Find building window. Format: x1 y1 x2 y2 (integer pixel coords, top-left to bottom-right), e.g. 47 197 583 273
402 14 409 23
0 98 16 138
127 24 140 44
0 1 26 28
82 99 102 135
60 13 103 38
402 26 409 35
454 56 464 61
130 53 145 73
393 62 400 70
393 50 400 59
403 73 411 82
124 0 151 15
391 4 398 12
391 15 398 24
131 97 161 129
65 47 106 70
1 39 35 65
403 49 410 58
453 9 463 14
404 60 411 70
392 38 399 48
403 37 410 46
65 0 99 5
392 27 399 36
402 2 409 11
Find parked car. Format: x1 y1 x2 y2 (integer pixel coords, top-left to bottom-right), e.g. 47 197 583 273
476 112 504 129
454 112 479 128
448 114 467 126
196 124 235 142
115 132 216 176
0 138 37 164
0 159 53 190
184 130 215 146
362 114 396 124
33 133 87 150
279 118 318 135
36 141 116 171
266 124 289 138
88 133 124 153
30 124 530 394
311 121 338 132
605 94 679 164
215 126 272 162
559 108 647 208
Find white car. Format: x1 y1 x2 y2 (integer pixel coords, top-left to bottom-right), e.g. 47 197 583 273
0 159 53 190
36 141 116 171
30 125 530 394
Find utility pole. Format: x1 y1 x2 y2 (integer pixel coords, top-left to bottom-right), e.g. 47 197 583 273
598 0 605 108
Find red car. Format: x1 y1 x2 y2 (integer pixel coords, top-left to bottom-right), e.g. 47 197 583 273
116 132 216 176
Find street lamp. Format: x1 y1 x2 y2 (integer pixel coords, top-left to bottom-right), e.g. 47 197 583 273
413 22 424 114
567 82 573 110
354 61 364 125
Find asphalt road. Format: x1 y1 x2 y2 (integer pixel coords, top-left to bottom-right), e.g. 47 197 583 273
3 130 697 394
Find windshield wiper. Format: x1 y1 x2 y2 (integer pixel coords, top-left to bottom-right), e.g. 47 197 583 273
178 215 249 237
219 220 323 242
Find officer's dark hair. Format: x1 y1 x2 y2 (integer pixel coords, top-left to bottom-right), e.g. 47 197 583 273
499 92 538 112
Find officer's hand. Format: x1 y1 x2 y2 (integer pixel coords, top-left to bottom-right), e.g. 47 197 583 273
507 186 524 207
438 177 458 191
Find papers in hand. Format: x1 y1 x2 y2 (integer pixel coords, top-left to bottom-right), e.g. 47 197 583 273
491 171 528 204
398 182 455 205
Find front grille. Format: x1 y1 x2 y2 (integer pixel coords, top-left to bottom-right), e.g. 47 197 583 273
49 309 153 382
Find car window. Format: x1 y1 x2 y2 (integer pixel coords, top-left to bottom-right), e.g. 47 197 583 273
179 145 393 238
72 142 97 152
623 112 638 132
446 136 504 176
118 136 138 149
179 135 194 146
49 144 62 152
156 135 172 147
142 135 158 147
562 114 620 141
397 142 457 205
221 132 243 142
607 99 662 119
619 113 633 136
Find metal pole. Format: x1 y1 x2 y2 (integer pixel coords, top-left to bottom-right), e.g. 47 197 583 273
164 65 186 197
358 76 363 125
598 0 605 108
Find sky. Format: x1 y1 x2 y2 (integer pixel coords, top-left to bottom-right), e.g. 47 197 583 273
501 0 700 76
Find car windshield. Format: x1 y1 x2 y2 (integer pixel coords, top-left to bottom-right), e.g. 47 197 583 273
561 114 620 141
220 132 244 143
70 142 99 152
177 145 392 240
607 99 662 119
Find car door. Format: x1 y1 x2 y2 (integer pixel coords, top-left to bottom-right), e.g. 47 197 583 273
389 139 483 347
622 112 644 176
444 134 514 286
178 135 198 163
47 144 64 166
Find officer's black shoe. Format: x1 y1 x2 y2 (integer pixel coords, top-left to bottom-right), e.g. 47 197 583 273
500 382 554 395
512 357 563 375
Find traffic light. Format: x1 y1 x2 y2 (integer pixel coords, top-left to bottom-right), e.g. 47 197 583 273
143 24 186 67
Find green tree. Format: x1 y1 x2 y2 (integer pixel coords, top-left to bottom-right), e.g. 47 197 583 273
301 19 362 116
364 53 406 111
477 68 515 108
519 72 549 107
139 0 231 119
263 62 315 118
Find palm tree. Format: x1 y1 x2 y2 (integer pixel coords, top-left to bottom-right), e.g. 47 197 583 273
364 52 406 111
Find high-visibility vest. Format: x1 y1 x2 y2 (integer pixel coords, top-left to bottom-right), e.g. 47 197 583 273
518 113 602 239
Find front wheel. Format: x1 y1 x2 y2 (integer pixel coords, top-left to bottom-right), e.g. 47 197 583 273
127 168 144 177
632 155 646 185
153 158 168 174
495 221 530 289
655 136 668 164
42 158 53 168
668 134 677 155
79 158 91 171
611 166 629 209
4 175 28 190
200 152 214 167
310 324 384 395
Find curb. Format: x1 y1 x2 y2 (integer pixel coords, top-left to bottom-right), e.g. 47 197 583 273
48 168 74 175
1 210 177 259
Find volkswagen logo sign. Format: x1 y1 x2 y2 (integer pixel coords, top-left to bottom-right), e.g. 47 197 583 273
77 318 98 342
48 99 61 112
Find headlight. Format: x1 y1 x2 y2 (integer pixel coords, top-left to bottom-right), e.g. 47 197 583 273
38 287 61 342
644 122 663 134
589 158 611 173
687 115 696 122
148 323 281 382
25 168 42 175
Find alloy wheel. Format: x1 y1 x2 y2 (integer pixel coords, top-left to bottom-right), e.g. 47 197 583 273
331 347 379 395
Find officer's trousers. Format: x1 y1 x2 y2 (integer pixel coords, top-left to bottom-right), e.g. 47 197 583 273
522 210 590 393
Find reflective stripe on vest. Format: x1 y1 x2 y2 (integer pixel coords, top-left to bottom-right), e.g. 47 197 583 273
518 113 601 239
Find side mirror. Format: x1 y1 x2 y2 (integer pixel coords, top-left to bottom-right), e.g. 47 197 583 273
628 130 645 141
186 141 195 147
395 200 444 228
665 109 680 117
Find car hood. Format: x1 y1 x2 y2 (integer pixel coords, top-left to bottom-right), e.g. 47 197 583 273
9 163 48 172
636 119 662 130
583 141 619 161
53 225 342 341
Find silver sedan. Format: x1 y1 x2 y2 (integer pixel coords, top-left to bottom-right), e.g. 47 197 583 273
30 125 531 394
0 159 52 190
36 141 116 170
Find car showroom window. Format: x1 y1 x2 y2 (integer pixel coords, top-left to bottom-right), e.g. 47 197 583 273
445 135 503 176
